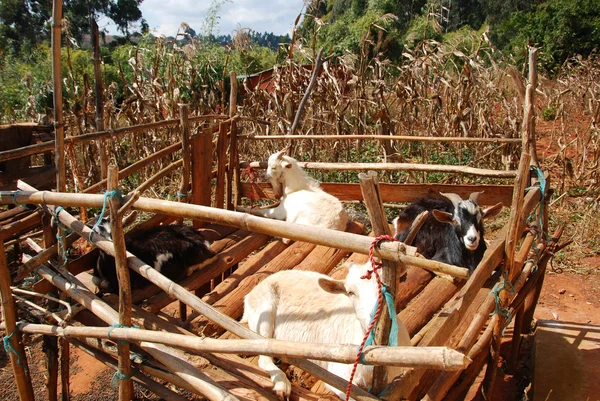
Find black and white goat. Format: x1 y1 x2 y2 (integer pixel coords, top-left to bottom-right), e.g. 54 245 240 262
92 219 216 294
393 192 503 273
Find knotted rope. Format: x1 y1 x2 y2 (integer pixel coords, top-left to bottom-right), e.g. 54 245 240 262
345 235 399 401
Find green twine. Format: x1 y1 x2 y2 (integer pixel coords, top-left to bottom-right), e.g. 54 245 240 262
90 190 122 242
107 324 140 345
489 278 516 334
110 370 134 389
176 192 188 198
13 190 20 205
2 323 28 375
359 285 399 364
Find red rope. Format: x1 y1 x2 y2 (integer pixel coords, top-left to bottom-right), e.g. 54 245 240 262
345 234 398 401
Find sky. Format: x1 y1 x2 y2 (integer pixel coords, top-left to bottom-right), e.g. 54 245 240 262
100 0 307 37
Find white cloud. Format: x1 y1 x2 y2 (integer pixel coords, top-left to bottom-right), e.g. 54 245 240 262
101 0 305 37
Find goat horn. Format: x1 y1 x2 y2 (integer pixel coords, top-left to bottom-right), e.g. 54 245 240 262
439 192 463 208
275 148 287 160
468 191 485 203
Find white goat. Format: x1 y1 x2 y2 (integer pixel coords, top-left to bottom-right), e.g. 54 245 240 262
241 261 411 400
238 149 348 243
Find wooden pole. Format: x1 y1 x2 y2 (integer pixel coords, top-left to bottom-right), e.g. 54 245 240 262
52 0 65 192
229 71 237 118
358 171 403 394
226 117 239 210
7 322 470 371
0 241 35 400
215 121 228 209
289 47 323 136
90 17 107 179
107 164 135 401
2 189 472 279
241 134 522 144
191 125 214 227
178 104 191 216
242 161 517 178
522 47 539 166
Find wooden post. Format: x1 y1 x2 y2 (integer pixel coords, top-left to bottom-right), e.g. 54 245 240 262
42 210 59 401
0 241 35 400
178 104 191 217
229 71 237 118
107 164 134 401
90 17 107 179
227 118 239 210
191 125 214 227
214 122 228 209
522 47 539 167
52 0 65 192
358 171 403 394
177 104 190 319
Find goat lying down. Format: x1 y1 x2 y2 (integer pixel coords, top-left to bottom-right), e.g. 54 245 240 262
91 218 216 294
242 261 411 400
238 149 348 242
393 192 503 273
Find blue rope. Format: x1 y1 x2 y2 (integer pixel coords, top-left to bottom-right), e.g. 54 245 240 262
2 323 28 375
359 285 399 364
90 190 122 242
13 190 20 205
176 192 188 198
489 277 516 334
107 324 140 345
53 206 72 266
110 370 134 389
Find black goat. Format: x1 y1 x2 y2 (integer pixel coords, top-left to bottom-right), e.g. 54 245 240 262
92 220 216 294
393 192 503 273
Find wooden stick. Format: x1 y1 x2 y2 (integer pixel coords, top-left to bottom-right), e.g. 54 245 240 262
132 159 183 196
107 165 135 401
358 171 401 394
522 47 539 166
51 0 65 193
289 47 323 136
178 104 191 215
0 242 35 400
403 210 429 246
241 135 522 144
7 322 470 371
90 18 107 179
227 117 239 210
229 71 237 118
242 161 517 178
2 189 471 279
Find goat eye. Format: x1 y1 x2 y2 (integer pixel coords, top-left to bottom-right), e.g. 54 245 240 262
347 291 356 297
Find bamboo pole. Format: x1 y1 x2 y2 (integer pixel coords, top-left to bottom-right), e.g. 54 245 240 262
0 242 35 400
131 159 182 195
5 322 470 371
358 171 402 394
2 189 471 279
229 71 237 118
289 47 323 136
242 161 516 178
107 164 135 401
241 135 522 144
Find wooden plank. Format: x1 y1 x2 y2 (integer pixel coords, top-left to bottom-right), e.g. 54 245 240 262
240 182 515 206
0 165 56 191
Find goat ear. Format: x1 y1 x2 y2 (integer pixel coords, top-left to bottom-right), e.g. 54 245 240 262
469 191 485 204
121 210 138 228
482 202 503 219
432 209 456 224
282 161 292 169
439 192 463 209
318 277 346 295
